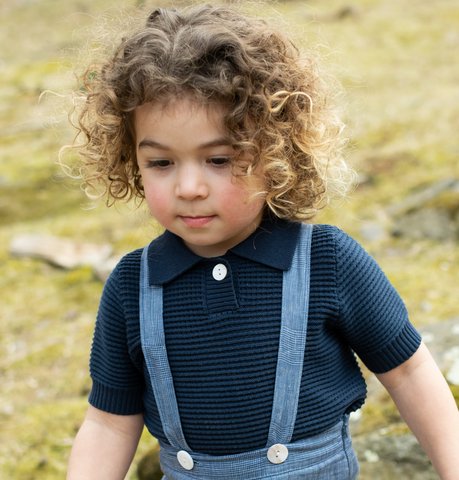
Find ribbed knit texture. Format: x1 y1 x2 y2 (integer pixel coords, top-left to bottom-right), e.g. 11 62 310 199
89 224 421 455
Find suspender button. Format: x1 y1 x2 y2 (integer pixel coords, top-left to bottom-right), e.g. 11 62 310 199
267 444 289 464
177 450 194 470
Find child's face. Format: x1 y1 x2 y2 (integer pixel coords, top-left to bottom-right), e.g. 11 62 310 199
135 98 266 258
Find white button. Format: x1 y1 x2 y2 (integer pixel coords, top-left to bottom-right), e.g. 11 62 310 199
177 450 194 470
267 444 289 464
212 263 227 281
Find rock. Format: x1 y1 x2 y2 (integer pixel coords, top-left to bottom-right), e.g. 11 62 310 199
444 346 459 362
418 318 459 372
356 172 374 187
353 432 439 480
92 255 123 282
360 222 386 242
137 446 163 480
9 235 113 270
354 433 429 465
391 208 456 241
387 177 459 217
446 359 459 385
1 405 14 416
363 449 379 463
357 460 439 480
420 300 433 312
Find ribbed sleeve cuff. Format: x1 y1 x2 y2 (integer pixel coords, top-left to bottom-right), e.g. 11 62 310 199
359 321 422 374
88 380 144 415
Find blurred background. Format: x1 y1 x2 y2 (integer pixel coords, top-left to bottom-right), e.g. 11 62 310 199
0 0 458 478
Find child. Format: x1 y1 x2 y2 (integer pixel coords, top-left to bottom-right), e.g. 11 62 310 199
64 4 459 479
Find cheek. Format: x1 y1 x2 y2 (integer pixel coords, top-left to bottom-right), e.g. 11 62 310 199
143 181 171 223
219 182 265 219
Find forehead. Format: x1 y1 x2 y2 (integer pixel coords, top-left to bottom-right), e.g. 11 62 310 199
133 98 233 153
134 98 226 132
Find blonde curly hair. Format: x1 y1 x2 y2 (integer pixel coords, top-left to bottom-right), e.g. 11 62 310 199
61 3 353 221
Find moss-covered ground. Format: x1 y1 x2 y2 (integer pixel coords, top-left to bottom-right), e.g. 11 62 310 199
0 0 458 478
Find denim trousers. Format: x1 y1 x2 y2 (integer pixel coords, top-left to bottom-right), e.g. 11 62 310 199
140 223 359 479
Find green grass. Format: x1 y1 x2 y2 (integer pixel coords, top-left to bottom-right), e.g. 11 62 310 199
1 0 458 478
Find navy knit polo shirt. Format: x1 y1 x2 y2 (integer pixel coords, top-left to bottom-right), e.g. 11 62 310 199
89 219 421 455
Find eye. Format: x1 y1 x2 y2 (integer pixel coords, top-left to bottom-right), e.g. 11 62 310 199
145 159 173 169
208 157 231 167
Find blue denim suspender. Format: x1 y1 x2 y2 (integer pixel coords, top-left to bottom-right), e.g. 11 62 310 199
139 260 191 451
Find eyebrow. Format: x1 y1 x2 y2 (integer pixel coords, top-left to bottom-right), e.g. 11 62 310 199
138 137 232 151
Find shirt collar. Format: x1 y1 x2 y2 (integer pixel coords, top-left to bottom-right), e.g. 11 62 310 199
147 217 301 285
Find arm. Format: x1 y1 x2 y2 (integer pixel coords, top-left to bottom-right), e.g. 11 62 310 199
375 342 459 480
67 405 144 480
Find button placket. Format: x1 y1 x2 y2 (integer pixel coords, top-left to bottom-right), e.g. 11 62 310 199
205 259 239 314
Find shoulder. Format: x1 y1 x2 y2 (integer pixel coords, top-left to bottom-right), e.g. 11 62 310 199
114 231 169 275
309 224 392 301
113 247 144 275
100 248 144 311
96 248 145 368
311 223 358 245
311 223 373 264
108 248 144 286
310 223 364 261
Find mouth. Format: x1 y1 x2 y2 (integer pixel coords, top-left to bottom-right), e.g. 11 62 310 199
179 216 215 227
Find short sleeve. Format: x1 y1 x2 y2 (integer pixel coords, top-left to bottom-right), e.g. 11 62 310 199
88 266 145 414
333 228 422 373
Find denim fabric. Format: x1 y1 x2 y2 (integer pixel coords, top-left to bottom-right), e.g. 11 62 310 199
158 415 358 480
140 262 190 451
140 223 359 479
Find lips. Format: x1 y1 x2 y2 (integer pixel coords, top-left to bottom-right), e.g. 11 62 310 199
180 216 215 227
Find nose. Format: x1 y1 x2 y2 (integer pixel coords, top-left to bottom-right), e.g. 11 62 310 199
175 163 209 200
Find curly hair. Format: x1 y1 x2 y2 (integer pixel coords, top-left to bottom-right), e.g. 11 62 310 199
61 3 353 221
